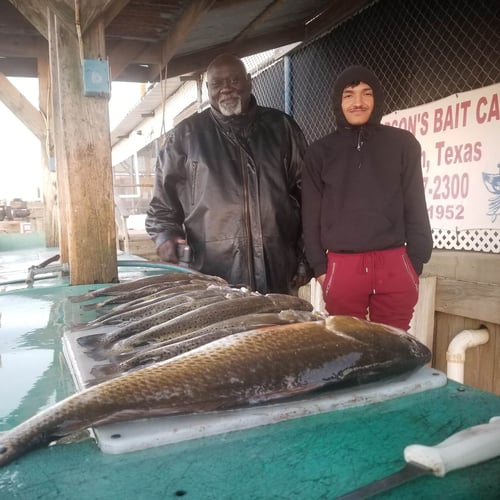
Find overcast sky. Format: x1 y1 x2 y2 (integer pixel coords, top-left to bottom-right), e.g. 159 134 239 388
0 78 40 203
0 77 140 204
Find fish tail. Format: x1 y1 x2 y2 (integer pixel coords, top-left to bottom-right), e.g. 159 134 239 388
69 321 101 331
0 414 68 468
81 302 100 311
68 291 97 303
89 363 121 382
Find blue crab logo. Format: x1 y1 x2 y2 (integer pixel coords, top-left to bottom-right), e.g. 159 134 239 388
482 163 500 223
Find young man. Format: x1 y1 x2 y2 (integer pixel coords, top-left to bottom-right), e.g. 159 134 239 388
146 54 311 294
302 65 432 330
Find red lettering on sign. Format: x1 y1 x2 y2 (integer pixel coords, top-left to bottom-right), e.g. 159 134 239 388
476 93 500 124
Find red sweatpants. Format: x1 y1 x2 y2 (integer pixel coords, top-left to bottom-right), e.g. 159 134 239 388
322 246 419 331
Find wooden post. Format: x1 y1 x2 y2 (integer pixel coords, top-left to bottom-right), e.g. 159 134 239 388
409 274 437 352
47 9 69 263
50 14 117 284
37 51 59 247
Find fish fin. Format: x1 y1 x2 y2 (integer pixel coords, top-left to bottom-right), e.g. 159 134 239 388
52 429 92 445
88 363 122 383
83 347 111 362
76 333 105 348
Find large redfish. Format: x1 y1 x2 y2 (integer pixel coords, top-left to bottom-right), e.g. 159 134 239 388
0 316 431 468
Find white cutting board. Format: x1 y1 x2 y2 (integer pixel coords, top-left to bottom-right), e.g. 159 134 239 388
62 328 447 455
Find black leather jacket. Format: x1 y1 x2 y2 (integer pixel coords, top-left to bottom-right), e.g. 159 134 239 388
145 96 307 293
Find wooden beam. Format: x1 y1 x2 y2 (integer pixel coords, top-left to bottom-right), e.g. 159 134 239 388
0 71 46 141
48 8 69 262
435 277 500 324
88 23 304 82
108 39 149 80
9 0 78 39
38 51 59 247
82 0 131 31
231 0 285 43
114 64 152 83
8 0 49 39
164 27 304 79
0 35 47 58
50 14 117 284
45 0 77 36
0 58 39 78
304 0 375 41
148 0 215 82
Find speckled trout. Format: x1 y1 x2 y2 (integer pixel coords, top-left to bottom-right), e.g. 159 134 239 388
69 271 227 303
0 316 431 468
91 309 325 379
78 290 247 353
82 284 239 328
81 279 215 311
106 293 314 354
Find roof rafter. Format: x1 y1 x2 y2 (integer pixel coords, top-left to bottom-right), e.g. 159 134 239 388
148 0 216 82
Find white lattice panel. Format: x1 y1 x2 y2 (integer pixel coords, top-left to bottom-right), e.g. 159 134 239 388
432 229 500 253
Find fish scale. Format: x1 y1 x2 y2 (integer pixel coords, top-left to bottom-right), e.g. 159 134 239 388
78 292 244 352
107 293 314 354
69 272 220 303
85 281 209 320
91 310 324 379
72 273 190 300
0 316 432 468
82 280 209 311
84 284 233 327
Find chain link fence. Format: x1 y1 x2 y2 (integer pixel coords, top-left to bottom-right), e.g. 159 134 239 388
252 0 500 253
114 0 499 252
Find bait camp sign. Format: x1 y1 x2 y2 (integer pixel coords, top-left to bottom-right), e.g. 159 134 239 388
383 83 500 230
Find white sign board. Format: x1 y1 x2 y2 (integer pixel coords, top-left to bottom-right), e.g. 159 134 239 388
383 83 500 230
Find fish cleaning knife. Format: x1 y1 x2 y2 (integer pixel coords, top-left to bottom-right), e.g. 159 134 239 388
335 416 500 499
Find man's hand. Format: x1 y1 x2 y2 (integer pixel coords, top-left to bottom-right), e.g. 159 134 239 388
157 237 186 263
291 261 314 291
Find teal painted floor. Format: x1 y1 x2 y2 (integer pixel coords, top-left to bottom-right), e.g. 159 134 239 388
1 281 499 499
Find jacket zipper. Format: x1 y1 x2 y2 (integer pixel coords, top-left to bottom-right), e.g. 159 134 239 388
240 149 256 290
190 160 198 205
356 129 363 168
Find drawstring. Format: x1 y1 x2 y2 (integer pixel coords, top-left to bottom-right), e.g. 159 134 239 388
361 254 368 274
361 251 384 295
372 252 385 295
361 254 374 295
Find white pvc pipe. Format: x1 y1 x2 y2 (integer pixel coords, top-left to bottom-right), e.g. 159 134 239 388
446 328 490 383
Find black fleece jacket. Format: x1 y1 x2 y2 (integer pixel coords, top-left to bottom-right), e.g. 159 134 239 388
302 65 432 276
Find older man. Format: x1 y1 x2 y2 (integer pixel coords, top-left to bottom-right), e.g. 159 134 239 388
146 54 310 293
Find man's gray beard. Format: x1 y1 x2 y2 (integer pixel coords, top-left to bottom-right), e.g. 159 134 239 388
219 97 242 116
